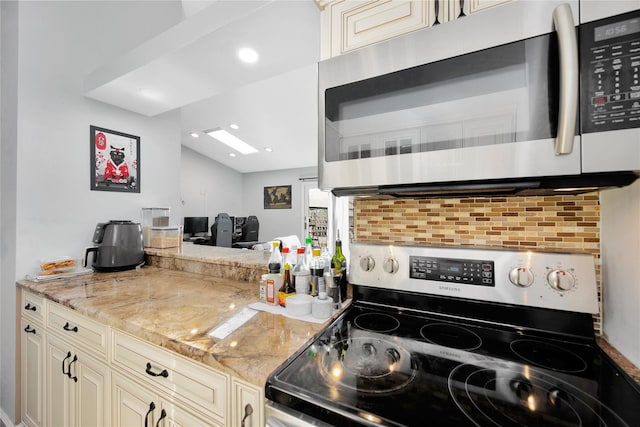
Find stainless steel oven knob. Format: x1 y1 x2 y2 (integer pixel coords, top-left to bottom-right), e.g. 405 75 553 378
547 269 576 291
383 257 399 274
508 267 534 287
359 256 376 272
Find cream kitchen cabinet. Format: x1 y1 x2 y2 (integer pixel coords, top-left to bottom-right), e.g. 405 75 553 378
320 0 511 59
231 378 263 427
111 329 229 425
45 332 110 427
112 372 217 427
20 314 45 427
321 0 433 58
19 288 266 427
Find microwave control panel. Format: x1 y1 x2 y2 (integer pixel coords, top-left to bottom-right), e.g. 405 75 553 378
581 9 640 134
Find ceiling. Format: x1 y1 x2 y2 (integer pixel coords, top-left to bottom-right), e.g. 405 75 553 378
84 0 321 173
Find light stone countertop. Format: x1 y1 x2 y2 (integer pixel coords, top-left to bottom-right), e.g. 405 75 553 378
145 243 271 283
17 266 331 387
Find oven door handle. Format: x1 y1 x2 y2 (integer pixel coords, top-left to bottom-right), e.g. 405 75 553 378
552 3 578 155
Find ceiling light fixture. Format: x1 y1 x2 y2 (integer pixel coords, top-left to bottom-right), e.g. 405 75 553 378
205 127 258 155
264 147 273 152
229 153 237 157
237 47 259 64
229 124 239 130
190 132 199 138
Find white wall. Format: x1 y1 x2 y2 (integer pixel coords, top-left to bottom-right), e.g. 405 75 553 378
1 1 185 423
601 180 640 367
0 2 19 425
180 145 244 228
243 167 317 242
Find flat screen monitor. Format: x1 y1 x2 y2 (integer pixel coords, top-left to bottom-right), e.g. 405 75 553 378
183 216 209 236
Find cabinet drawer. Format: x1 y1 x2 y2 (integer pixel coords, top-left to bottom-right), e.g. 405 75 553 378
47 302 108 359
111 330 228 424
22 291 45 324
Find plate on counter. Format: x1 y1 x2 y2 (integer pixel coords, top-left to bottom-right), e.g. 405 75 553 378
26 266 94 282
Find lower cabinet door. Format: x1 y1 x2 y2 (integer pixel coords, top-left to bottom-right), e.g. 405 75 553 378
46 334 109 427
21 318 44 427
112 373 158 427
45 336 74 427
160 399 220 427
232 378 263 427
112 373 220 427
74 352 110 427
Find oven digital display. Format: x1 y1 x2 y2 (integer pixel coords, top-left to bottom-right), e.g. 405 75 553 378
594 17 640 42
409 256 495 287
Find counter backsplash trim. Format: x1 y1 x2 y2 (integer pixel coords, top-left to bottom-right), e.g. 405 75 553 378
353 193 602 332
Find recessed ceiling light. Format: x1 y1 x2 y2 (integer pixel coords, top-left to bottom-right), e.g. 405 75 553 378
229 124 239 130
237 47 259 64
204 128 258 155
229 153 237 157
190 132 199 138
264 147 273 152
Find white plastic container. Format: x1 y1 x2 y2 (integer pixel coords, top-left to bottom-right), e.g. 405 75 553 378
312 294 333 319
286 294 313 317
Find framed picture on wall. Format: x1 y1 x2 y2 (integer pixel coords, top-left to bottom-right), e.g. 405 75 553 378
264 185 292 209
90 125 140 193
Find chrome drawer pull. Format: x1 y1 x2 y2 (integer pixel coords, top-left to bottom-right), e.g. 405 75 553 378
63 322 78 333
145 362 169 378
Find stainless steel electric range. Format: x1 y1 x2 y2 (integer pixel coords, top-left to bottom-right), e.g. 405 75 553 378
265 244 640 427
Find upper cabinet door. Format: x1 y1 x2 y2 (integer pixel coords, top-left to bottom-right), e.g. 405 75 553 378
323 0 432 58
320 0 514 59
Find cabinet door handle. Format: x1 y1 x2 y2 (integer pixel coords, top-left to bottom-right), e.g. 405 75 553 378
63 322 78 333
145 362 168 378
241 403 254 427
24 325 36 334
24 303 37 312
62 351 72 376
144 402 156 427
68 355 78 382
155 409 166 427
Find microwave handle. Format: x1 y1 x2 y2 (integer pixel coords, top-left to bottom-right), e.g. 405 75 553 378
552 4 578 155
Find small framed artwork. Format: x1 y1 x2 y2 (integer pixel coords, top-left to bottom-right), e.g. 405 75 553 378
90 125 140 193
264 185 292 209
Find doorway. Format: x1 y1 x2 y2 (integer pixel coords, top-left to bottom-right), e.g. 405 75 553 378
301 180 329 247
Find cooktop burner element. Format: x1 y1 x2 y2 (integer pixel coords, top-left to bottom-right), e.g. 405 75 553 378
320 337 418 394
353 312 400 333
448 364 630 426
510 339 588 373
420 323 483 351
266 244 640 427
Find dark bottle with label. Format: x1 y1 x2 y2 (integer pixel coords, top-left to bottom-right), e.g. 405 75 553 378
331 231 347 302
278 263 296 307
268 241 282 273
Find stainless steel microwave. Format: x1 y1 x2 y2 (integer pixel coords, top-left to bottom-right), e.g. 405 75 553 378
318 0 640 197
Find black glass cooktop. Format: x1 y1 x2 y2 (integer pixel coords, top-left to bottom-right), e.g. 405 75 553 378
266 301 640 427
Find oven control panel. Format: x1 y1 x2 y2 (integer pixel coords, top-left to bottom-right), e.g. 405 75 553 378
350 244 599 314
409 256 495 287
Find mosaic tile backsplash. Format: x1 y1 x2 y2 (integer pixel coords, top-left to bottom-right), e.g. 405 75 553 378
353 193 602 333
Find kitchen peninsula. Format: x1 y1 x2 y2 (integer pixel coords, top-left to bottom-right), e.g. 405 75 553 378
16 246 329 427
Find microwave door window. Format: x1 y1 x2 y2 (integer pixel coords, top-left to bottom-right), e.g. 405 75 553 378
324 33 560 163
